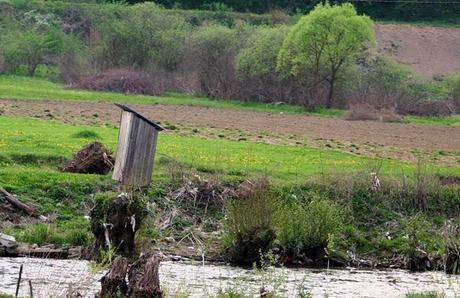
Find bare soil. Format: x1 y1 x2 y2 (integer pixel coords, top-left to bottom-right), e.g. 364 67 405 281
375 24 460 78
1 99 459 165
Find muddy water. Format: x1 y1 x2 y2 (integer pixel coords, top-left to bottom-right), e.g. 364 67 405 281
0 257 459 297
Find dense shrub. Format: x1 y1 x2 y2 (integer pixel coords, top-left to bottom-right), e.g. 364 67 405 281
183 24 242 99
276 196 344 260
444 73 460 112
74 68 164 95
353 58 456 117
236 25 287 79
95 3 188 70
235 25 304 104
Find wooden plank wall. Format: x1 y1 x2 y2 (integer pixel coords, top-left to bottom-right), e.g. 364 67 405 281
113 112 158 186
112 111 133 183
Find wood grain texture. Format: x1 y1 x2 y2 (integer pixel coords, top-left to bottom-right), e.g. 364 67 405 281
112 110 159 186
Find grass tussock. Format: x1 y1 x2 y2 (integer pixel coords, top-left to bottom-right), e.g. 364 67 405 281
223 178 276 264
6 221 92 247
71 130 101 140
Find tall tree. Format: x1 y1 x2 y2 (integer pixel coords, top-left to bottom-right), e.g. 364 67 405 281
277 3 375 108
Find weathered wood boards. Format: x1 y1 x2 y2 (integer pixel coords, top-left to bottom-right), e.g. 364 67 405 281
112 104 164 187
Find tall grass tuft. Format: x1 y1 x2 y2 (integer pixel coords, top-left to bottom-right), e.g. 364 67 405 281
223 178 276 264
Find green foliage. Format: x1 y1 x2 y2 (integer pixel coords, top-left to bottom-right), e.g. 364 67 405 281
402 214 444 257
204 2 233 12
6 220 92 247
276 196 344 255
187 24 237 54
364 57 419 96
277 3 375 107
443 72 460 111
214 288 251 298
236 25 288 78
2 28 66 76
92 191 118 223
223 179 276 264
72 130 101 139
96 2 188 69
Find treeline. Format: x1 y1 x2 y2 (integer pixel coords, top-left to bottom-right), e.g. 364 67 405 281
49 0 460 23
0 1 459 116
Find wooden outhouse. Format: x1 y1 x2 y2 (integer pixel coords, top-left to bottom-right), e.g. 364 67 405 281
112 104 164 187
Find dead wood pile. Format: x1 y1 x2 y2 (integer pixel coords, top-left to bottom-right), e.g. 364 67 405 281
169 174 235 211
61 142 114 175
153 174 236 233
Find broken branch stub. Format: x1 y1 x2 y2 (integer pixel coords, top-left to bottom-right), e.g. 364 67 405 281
128 252 163 298
97 256 129 298
97 253 162 298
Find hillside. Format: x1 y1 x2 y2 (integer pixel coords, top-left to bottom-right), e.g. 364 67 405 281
375 23 460 78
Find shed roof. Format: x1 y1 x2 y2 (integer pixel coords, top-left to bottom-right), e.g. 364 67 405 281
115 104 164 131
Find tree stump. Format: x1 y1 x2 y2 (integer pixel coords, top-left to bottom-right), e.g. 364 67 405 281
127 252 162 298
97 256 128 298
91 193 145 257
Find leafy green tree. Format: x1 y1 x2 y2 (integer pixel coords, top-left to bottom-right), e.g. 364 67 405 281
277 3 375 108
236 25 288 79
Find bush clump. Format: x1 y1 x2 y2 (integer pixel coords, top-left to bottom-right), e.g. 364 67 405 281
223 179 276 264
276 196 344 262
223 180 345 265
74 69 164 96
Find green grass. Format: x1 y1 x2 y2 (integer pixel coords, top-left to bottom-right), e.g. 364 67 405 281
1 116 458 187
404 115 460 127
0 115 457 242
0 75 344 117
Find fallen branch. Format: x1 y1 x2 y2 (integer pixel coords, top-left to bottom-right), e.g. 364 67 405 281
0 187 47 221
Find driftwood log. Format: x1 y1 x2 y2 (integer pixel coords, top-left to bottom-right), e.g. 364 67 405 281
98 253 162 298
0 187 45 219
